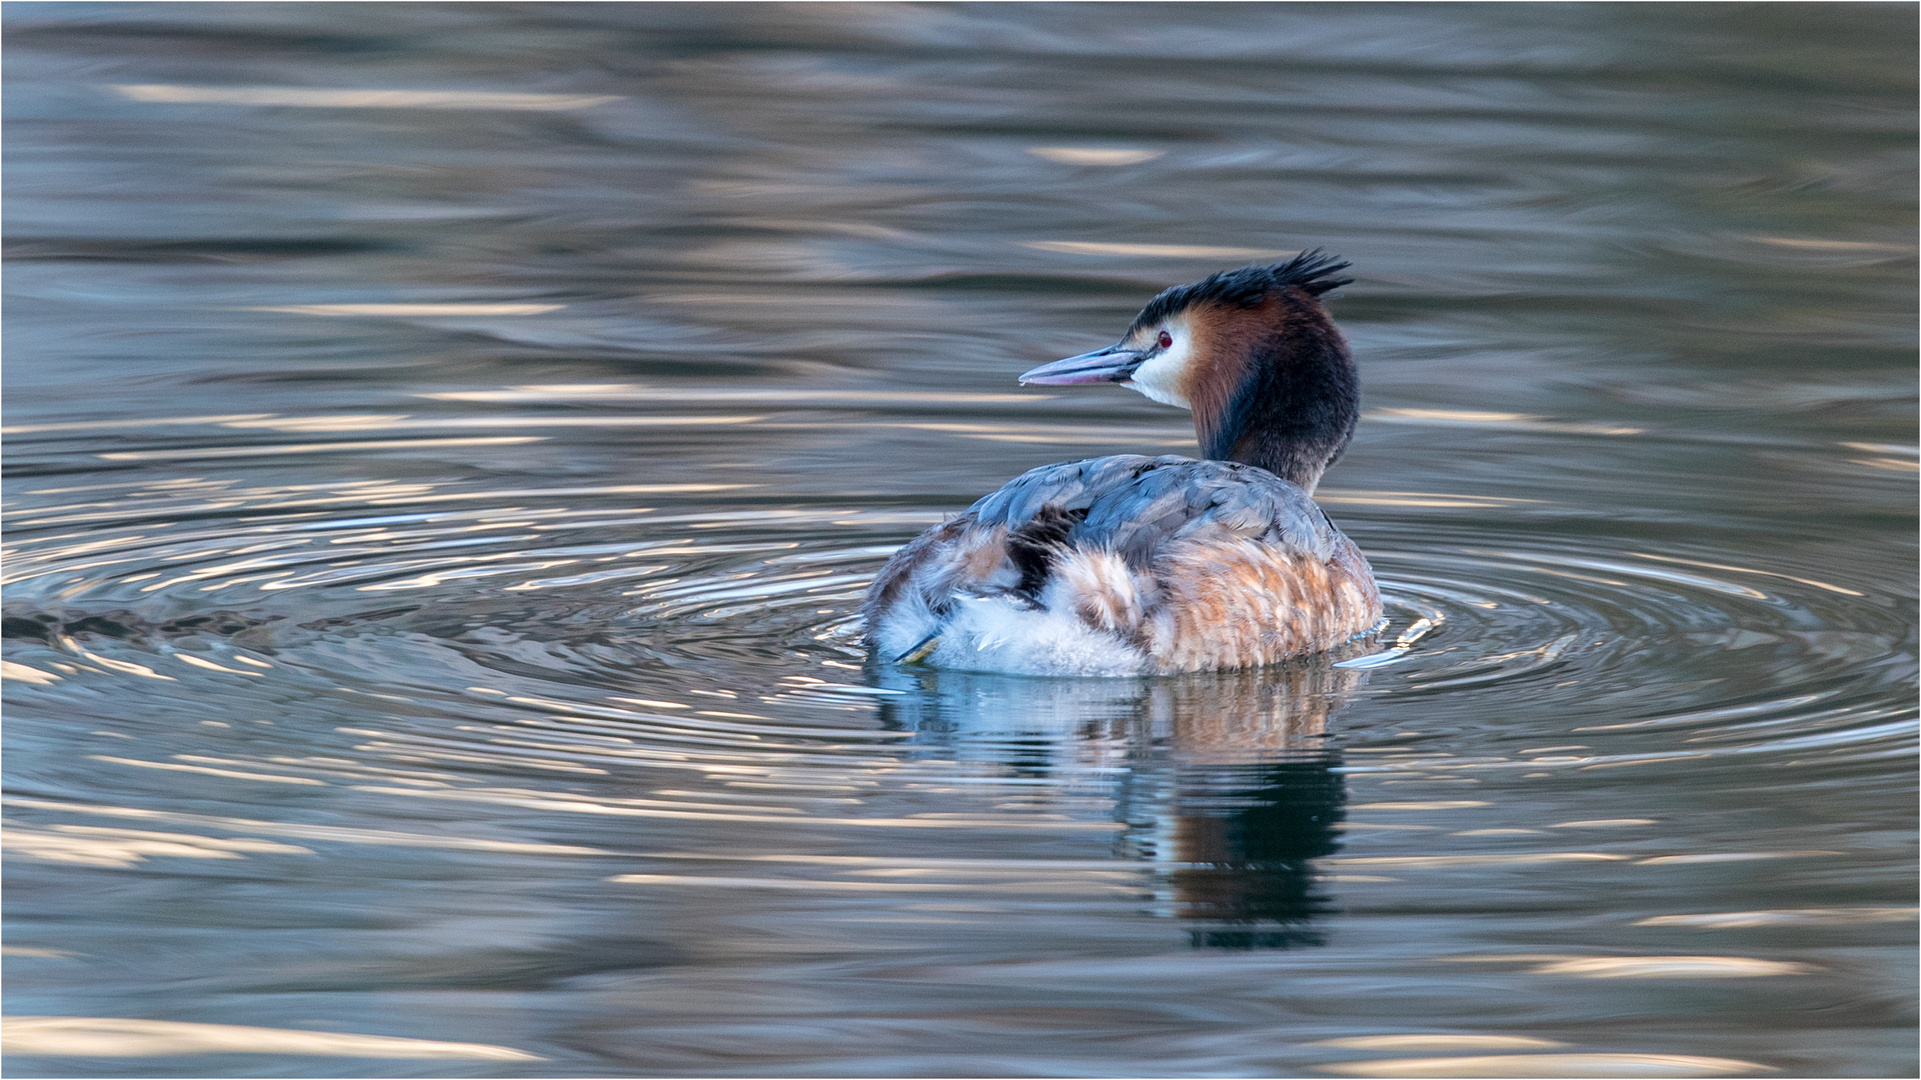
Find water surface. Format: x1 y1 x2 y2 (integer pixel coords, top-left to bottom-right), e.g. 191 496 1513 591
4 4 1916 1077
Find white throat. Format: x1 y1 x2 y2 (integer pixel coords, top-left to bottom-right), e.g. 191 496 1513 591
1124 332 1193 410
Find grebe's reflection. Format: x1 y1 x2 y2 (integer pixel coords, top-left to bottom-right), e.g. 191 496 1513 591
875 659 1364 949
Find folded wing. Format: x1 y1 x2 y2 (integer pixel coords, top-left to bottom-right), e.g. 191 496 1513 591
864 455 1380 674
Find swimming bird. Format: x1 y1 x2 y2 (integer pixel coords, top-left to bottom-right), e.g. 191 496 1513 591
864 250 1381 676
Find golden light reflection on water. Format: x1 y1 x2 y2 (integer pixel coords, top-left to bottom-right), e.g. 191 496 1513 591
423 384 1049 405
1307 1035 1567 1050
1316 491 1544 509
172 654 266 676
53 639 172 680
96 436 547 461
1 822 312 868
1451 828 1544 837
87 755 328 786
227 414 760 433
608 872 1141 895
1 660 62 684
356 784 1127 831
1 1016 542 1060
1849 456 1920 472
1326 853 1629 869
1746 235 1915 254
109 84 617 111
1021 240 1294 258
1525 956 1815 978
1025 148 1165 166
1365 408 1645 436
3 796 620 856
1625 552 1865 597
1442 953 1816 978
1347 801 1491 811
1316 1053 1772 1077
1463 551 1772 600
882 421 1193 446
1634 908 1917 928
1839 441 1919 456
246 303 566 317
1 414 274 435
1634 852 1846 865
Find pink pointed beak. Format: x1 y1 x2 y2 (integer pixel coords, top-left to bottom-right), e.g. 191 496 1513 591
1018 344 1146 386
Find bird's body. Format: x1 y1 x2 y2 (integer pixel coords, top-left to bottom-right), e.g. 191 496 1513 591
864 251 1381 676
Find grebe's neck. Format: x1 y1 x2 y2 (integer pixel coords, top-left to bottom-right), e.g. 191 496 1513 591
1191 288 1358 495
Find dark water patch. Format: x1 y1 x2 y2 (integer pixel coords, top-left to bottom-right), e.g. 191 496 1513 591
3 237 408 263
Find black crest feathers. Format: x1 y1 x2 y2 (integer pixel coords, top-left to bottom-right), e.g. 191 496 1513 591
1126 248 1352 334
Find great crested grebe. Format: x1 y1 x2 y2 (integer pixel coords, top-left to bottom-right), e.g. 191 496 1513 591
864 250 1381 676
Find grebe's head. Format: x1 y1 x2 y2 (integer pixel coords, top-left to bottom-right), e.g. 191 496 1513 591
1019 250 1359 493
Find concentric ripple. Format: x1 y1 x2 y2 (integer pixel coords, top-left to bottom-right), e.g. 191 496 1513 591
6 468 1911 801
1352 523 1914 761
8 458 1912 1057
4 477 907 803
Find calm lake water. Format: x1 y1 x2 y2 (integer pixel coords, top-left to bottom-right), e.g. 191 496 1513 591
4 4 1916 1077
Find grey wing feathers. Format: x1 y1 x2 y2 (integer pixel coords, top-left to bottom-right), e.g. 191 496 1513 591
968 455 1168 525
866 453 1377 673
970 454 1340 566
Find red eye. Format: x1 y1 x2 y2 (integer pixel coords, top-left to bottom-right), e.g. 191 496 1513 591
1157 330 1173 349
